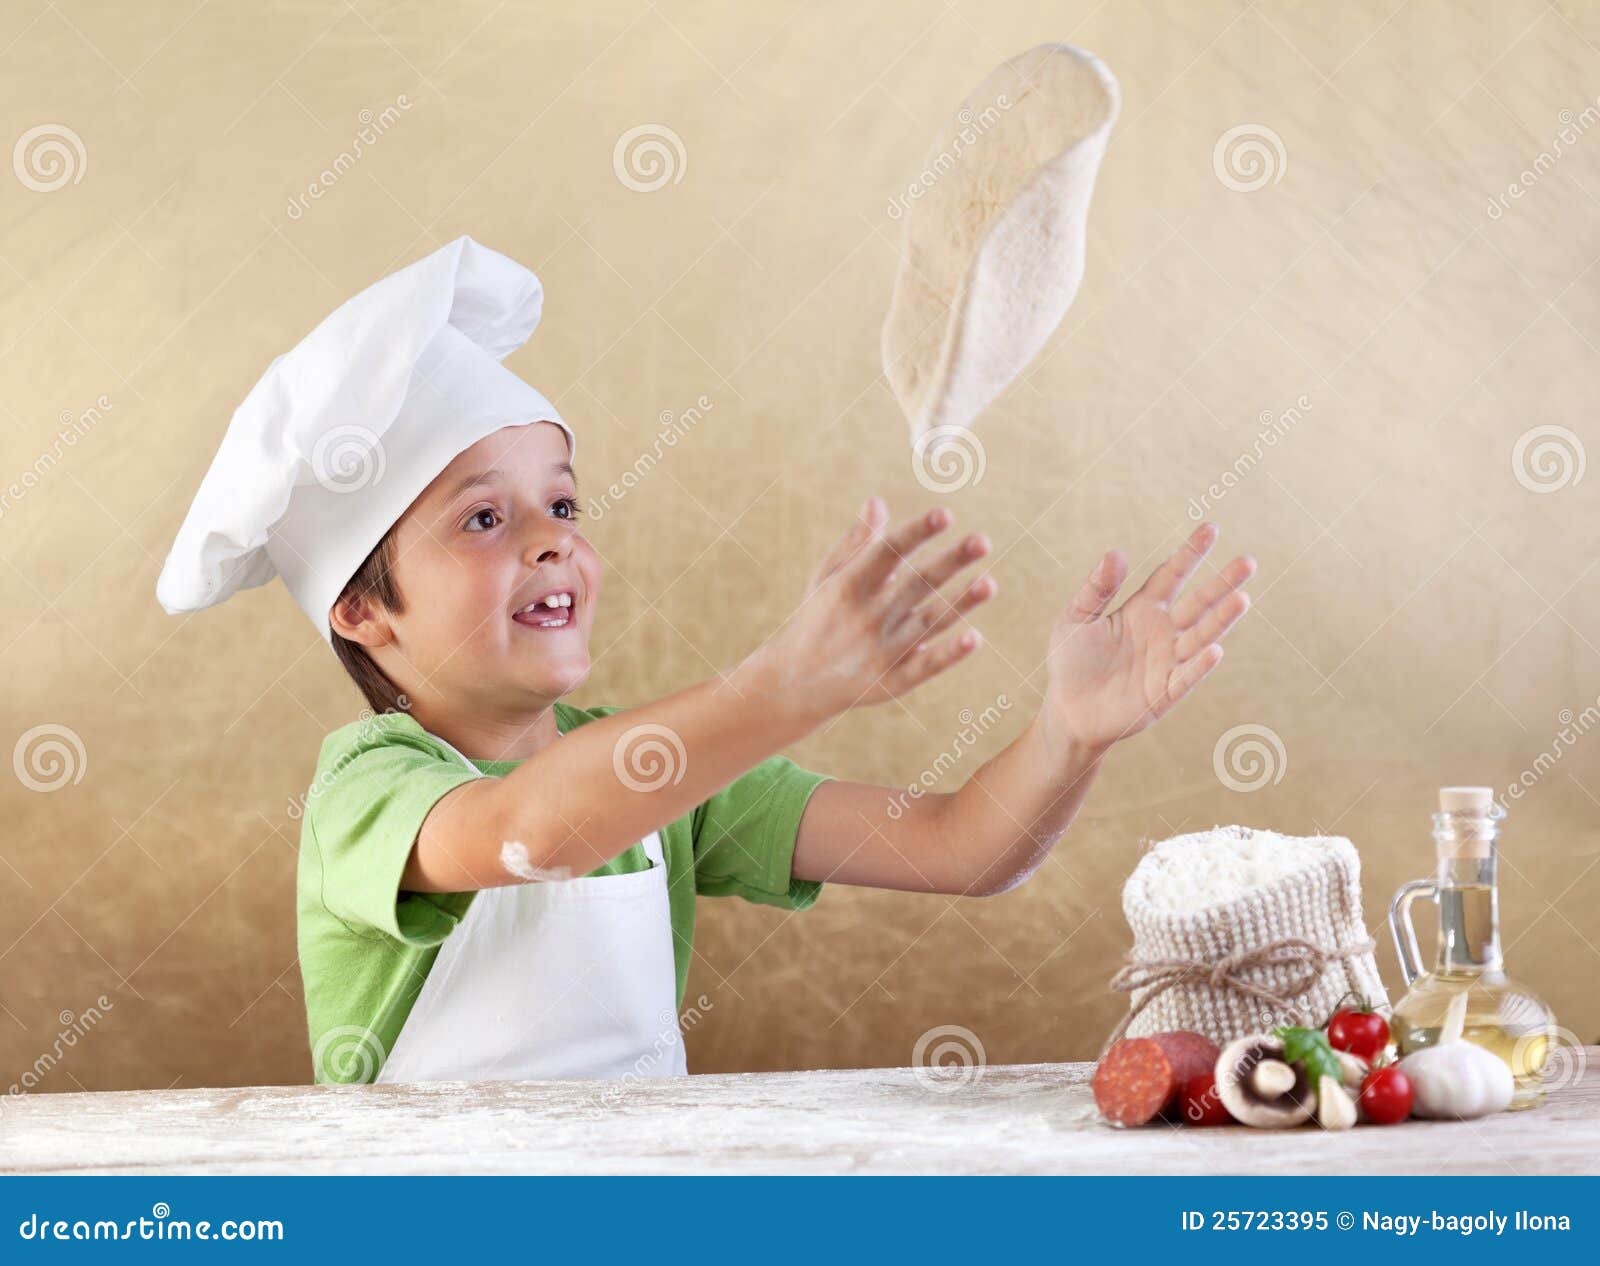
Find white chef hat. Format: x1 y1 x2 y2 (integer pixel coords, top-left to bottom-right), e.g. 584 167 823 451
156 235 575 644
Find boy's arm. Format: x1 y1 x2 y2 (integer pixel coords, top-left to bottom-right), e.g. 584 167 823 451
793 523 1256 897
403 500 993 893
406 671 813 890
790 719 1109 896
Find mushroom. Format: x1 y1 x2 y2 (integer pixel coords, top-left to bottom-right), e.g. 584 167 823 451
1215 1035 1316 1127
1252 1058 1297 1097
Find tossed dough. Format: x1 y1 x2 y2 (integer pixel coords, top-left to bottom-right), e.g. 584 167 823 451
883 44 1119 445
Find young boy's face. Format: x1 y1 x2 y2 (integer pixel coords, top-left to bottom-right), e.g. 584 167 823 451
378 421 600 713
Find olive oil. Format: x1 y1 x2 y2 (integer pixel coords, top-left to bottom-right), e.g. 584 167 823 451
1388 789 1555 1110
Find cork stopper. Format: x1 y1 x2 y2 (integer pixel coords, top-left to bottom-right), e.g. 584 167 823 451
1437 785 1495 859
1439 786 1493 814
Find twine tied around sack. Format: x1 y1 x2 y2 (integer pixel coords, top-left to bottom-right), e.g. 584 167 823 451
1101 934 1377 1054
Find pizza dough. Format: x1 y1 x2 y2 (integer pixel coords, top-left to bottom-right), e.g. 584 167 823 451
882 44 1119 445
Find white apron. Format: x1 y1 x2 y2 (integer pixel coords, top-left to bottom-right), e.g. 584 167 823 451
376 734 687 1084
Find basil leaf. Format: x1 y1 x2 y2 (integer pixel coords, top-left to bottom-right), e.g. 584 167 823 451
1273 1025 1342 1085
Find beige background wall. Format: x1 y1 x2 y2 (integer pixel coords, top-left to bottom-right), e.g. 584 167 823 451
3 0 1598 1095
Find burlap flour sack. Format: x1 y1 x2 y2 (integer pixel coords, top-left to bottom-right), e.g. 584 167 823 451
1104 826 1388 1051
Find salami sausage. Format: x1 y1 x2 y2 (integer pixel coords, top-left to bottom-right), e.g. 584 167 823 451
1092 1031 1221 1126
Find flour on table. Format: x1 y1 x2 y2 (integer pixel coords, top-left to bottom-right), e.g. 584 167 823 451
882 43 1119 447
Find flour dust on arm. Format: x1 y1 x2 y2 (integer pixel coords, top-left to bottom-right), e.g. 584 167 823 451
499 840 574 884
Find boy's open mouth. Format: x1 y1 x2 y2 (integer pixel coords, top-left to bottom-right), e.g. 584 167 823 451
512 588 577 631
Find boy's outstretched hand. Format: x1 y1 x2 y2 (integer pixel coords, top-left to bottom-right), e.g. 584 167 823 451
747 496 997 719
788 517 1256 896
1042 522 1255 756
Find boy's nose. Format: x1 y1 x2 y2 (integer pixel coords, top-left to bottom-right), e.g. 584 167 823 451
525 525 574 567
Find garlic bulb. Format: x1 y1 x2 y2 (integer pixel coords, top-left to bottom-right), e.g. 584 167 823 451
1396 992 1513 1120
1334 1049 1368 1091
1316 1074 1357 1130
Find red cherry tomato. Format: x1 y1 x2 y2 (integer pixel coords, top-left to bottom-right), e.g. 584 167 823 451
1179 1072 1233 1126
1327 1005 1390 1061
1358 1065 1414 1125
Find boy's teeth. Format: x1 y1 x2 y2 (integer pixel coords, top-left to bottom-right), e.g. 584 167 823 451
516 591 574 626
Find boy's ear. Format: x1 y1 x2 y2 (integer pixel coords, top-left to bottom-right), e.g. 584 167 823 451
328 590 392 648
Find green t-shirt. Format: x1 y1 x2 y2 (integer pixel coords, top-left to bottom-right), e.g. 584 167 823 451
295 702 831 1084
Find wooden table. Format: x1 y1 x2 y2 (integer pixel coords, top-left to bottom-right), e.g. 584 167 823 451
4 1056 1596 1175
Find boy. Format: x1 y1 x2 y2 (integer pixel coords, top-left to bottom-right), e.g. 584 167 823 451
158 236 1253 1084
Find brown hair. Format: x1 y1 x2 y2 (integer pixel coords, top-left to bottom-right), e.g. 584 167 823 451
330 525 410 716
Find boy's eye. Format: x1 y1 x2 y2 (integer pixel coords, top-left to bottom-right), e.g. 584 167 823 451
552 496 581 520
465 507 500 532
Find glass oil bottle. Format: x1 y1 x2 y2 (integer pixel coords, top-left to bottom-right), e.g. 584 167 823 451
1387 786 1555 1109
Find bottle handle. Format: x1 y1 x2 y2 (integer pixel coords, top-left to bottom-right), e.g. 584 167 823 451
1388 878 1437 988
